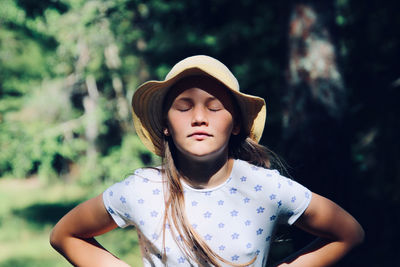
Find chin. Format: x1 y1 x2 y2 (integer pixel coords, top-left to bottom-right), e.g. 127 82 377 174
185 149 228 162
175 143 229 162
187 151 215 160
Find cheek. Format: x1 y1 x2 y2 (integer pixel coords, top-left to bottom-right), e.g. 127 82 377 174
167 111 186 133
216 114 235 134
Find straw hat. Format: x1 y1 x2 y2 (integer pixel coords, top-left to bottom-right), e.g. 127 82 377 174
131 55 266 156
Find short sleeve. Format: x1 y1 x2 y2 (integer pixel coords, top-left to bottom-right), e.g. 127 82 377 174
103 176 135 228
275 174 312 225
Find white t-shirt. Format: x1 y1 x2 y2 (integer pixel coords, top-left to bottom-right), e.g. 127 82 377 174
103 159 312 266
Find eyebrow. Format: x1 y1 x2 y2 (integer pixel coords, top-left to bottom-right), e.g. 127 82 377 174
174 96 218 103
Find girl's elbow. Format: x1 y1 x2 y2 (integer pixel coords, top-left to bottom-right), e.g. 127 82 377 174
347 221 365 248
354 224 365 246
49 228 59 249
49 226 64 251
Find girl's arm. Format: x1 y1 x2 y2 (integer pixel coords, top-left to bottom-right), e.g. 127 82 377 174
50 194 131 267
277 192 364 267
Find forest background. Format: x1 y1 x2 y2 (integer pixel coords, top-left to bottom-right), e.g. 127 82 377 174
0 0 399 266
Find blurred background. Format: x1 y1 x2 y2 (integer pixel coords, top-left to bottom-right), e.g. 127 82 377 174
0 0 399 266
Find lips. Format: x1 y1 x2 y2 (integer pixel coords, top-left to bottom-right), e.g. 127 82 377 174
188 131 212 140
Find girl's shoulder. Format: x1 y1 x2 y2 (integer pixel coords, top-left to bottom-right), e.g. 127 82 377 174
233 159 300 188
234 159 283 178
109 166 163 189
132 166 162 180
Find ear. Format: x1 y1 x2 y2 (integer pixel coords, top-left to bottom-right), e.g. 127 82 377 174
232 124 240 135
163 128 170 136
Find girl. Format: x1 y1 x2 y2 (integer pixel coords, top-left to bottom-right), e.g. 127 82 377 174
50 55 364 267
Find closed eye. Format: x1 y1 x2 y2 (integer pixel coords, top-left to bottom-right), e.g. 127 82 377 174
207 101 224 112
171 98 193 112
177 107 191 112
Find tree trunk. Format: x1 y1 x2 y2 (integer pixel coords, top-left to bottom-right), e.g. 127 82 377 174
281 4 352 264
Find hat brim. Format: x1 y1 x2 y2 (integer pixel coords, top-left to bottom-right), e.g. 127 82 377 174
132 67 266 156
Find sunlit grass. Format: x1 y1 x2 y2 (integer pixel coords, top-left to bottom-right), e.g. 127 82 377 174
0 178 142 267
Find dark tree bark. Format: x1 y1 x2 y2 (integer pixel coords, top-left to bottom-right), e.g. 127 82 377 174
283 2 349 201
280 3 355 266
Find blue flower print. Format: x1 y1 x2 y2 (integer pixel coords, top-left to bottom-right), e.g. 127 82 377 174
178 257 185 264
291 196 296 203
191 201 198 206
305 191 311 199
246 243 252 249
230 187 238 194
219 245 225 251
251 165 259 171
256 228 263 235
120 196 127 204
270 215 276 221
152 233 158 240
287 179 293 186
240 176 247 182
150 210 158 217
139 220 145 226
153 189 160 195
256 207 265 214
231 210 239 217
231 233 239 239
138 198 144 204
278 182 282 189
218 223 225 228
142 178 149 183
124 180 130 185
254 185 262 192
204 191 212 196
243 197 250 203
255 249 260 255
269 194 276 200
107 207 115 214
218 200 224 205
266 236 271 242
204 234 212 241
231 255 239 261
124 212 131 219
192 224 197 229
109 190 113 197
245 220 251 226
277 200 282 207
204 211 212 218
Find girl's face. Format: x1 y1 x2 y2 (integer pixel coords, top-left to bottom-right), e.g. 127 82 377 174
166 76 239 161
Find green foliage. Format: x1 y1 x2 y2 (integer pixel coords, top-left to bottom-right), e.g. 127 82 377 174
79 134 159 185
0 178 142 267
0 0 151 183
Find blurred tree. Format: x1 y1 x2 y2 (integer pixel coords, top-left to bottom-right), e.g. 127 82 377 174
0 0 157 182
282 2 348 203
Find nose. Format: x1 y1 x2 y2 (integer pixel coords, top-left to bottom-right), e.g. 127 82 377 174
191 106 208 126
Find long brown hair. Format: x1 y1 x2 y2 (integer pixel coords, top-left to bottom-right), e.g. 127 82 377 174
160 134 285 266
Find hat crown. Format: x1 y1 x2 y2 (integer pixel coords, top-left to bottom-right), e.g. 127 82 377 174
165 55 240 91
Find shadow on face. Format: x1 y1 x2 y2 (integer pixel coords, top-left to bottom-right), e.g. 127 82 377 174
163 75 239 120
